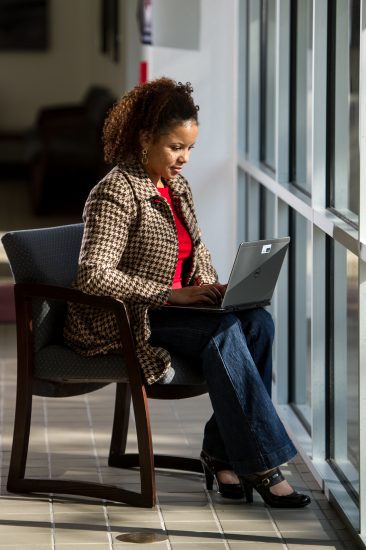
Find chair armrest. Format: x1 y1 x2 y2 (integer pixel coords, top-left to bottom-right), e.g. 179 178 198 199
13 282 143 387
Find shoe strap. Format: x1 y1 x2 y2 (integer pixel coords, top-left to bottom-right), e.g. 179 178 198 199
256 468 285 488
201 451 232 472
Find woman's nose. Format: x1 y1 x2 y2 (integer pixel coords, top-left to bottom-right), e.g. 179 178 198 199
179 149 190 163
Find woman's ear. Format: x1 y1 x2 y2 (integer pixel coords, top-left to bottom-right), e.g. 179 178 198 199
139 130 151 149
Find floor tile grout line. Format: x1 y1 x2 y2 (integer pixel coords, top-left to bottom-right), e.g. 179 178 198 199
42 397 56 550
42 398 53 479
84 394 114 550
155 496 173 550
264 505 289 550
47 497 56 549
204 488 231 550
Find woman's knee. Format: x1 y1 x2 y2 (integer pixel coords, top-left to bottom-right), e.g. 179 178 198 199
241 308 275 342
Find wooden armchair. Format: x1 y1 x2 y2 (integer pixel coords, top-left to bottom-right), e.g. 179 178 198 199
1 223 207 507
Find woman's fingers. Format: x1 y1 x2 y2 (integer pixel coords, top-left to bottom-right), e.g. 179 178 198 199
200 284 222 303
168 284 223 305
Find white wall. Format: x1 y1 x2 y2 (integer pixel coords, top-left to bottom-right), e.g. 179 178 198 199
1 0 238 278
0 0 125 131
146 0 238 279
121 0 140 90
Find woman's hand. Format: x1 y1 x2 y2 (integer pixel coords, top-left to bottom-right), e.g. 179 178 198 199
168 284 226 305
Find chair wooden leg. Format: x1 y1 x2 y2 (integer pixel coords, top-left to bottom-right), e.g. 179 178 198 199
7 381 33 492
108 383 131 467
7 380 156 507
129 383 156 507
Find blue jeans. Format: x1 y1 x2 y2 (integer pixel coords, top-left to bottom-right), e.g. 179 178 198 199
148 307 297 475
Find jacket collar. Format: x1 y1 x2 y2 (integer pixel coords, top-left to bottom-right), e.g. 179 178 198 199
117 161 188 201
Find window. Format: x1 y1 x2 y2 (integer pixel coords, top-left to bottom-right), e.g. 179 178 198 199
328 0 360 224
237 0 364 538
329 241 359 496
288 210 312 429
260 0 276 169
290 0 313 193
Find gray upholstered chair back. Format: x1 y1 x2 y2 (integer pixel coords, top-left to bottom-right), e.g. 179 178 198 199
2 224 84 351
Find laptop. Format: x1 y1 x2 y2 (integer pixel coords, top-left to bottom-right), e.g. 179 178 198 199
164 236 290 313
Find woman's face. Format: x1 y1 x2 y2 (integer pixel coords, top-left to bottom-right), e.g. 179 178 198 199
141 120 198 185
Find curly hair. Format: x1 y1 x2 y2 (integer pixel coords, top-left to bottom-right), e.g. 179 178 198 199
103 77 199 165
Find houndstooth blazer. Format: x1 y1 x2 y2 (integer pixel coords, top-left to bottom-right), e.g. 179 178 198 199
64 161 218 385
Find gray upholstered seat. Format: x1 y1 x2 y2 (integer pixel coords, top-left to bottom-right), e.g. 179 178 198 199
1 223 207 507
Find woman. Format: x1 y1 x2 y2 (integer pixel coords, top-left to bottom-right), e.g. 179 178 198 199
64 77 310 508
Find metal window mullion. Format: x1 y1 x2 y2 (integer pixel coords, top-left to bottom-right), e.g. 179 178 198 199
273 199 290 405
264 185 276 239
359 260 366 543
247 177 260 241
311 226 327 460
358 0 366 541
238 0 248 157
309 0 328 463
275 0 290 182
332 243 349 462
334 0 351 210
311 0 328 209
360 0 366 246
293 213 308 405
248 0 261 161
237 169 247 244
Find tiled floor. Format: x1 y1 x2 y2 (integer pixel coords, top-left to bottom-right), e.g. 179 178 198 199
0 178 361 548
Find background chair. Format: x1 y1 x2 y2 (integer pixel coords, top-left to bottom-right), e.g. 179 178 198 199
1 223 208 507
25 86 116 215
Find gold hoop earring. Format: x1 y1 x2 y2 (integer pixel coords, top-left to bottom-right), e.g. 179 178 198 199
141 149 148 164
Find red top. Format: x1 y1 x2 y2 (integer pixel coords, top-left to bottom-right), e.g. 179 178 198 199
158 186 193 288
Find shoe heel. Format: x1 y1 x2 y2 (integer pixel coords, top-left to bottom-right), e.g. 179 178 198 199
202 462 214 490
243 482 253 503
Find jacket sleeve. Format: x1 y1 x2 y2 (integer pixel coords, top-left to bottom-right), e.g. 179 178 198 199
75 171 171 306
191 240 219 286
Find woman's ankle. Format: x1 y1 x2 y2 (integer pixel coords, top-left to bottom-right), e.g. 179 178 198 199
217 469 240 485
253 468 294 496
269 479 294 496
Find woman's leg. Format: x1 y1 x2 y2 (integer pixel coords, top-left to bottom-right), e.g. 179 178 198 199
235 307 274 397
199 312 296 474
148 307 296 474
203 307 275 462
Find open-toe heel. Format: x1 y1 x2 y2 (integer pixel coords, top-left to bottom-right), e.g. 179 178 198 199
200 451 244 500
242 482 253 503
202 462 214 491
240 468 311 508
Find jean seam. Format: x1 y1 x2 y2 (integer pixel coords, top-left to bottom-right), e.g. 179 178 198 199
243 330 257 367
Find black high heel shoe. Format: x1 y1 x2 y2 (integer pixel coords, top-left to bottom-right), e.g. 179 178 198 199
200 451 248 500
240 468 311 508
